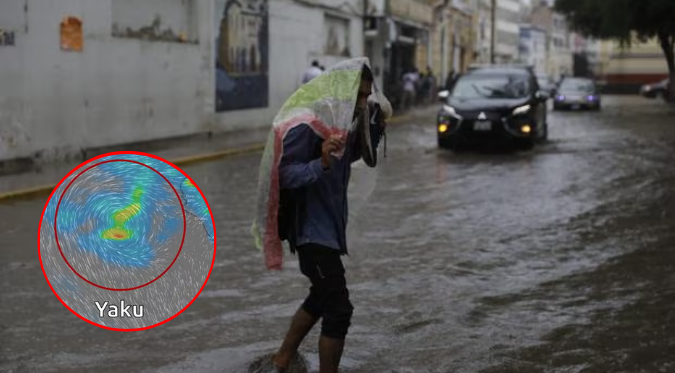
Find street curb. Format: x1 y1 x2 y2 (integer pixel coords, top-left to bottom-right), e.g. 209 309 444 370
0 144 266 202
0 113 412 202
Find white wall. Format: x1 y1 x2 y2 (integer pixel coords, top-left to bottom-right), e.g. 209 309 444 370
0 0 364 162
0 0 210 162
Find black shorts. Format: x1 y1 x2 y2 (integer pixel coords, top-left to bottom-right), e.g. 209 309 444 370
297 244 353 340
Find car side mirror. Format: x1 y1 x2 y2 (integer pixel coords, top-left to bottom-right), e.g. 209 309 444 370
536 90 549 101
438 90 449 102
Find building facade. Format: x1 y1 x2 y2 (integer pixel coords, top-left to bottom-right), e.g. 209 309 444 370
472 0 525 65
363 0 482 108
474 0 493 64
529 0 572 80
425 0 477 83
364 0 434 108
493 0 522 63
599 39 670 93
0 0 364 163
519 24 547 74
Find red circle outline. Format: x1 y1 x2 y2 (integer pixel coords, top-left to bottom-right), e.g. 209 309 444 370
54 159 187 291
38 151 217 332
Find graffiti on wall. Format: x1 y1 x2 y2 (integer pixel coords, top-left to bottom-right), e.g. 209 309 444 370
111 0 198 44
215 0 269 112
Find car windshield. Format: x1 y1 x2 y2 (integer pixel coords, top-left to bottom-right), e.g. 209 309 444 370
559 79 595 93
451 74 531 99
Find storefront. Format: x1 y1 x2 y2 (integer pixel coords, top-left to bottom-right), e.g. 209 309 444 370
380 0 433 109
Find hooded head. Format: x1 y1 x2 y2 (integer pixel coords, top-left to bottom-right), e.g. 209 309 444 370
273 57 391 140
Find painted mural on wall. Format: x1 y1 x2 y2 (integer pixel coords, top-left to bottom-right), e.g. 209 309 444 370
215 0 269 112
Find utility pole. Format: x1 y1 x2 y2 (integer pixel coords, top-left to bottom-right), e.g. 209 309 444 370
490 0 496 63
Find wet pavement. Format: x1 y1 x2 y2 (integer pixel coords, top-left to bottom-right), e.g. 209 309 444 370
0 127 270 197
2 96 675 372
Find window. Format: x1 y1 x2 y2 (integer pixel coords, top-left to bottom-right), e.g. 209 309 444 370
111 0 198 44
324 14 350 57
452 74 532 99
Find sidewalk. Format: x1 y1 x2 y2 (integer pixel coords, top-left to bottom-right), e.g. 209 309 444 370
0 105 438 202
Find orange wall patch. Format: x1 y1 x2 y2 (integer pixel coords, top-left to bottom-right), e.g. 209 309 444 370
60 16 83 52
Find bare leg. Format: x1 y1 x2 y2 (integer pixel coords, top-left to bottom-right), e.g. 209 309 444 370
318 335 345 373
273 308 319 371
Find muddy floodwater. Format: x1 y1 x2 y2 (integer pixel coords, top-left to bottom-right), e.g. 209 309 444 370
2 96 674 373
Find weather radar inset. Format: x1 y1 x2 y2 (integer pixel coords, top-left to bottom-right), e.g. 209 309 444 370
38 152 216 331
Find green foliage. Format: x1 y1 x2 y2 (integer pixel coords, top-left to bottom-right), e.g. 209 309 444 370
555 0 675 76
555 0 675 44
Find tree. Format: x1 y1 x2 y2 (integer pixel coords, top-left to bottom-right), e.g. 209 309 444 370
555 0 675 101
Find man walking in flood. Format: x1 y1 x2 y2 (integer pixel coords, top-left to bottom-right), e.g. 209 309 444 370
252 58 392 373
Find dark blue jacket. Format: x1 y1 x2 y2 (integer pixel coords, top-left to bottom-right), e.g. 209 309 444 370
279 124 360 254
280 122 378 254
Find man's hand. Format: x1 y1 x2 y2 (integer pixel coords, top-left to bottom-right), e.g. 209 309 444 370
321 135 345 169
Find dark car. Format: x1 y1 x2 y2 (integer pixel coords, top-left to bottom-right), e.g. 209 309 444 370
553 77 601 111
640 79 670 101
436 65 549 150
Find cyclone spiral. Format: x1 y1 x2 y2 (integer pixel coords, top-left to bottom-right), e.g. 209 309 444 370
39 152 216 330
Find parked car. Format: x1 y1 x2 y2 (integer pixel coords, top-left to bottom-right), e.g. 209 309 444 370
553 77 601 111
436 65 549 150
640 79 670 101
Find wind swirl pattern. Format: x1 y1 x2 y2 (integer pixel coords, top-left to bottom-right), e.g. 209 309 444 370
39 152 217 329
42 154 213 287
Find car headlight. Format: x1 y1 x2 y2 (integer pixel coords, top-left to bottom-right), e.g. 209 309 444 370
512 104 531 116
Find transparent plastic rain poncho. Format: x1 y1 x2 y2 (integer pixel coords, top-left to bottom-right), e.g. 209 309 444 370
251 57 392 270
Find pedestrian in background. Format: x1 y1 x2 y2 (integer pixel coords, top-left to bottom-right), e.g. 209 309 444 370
401 67 419 110
302 60 323 84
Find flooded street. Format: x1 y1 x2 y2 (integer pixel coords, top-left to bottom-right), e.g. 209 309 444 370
2 96 675 372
